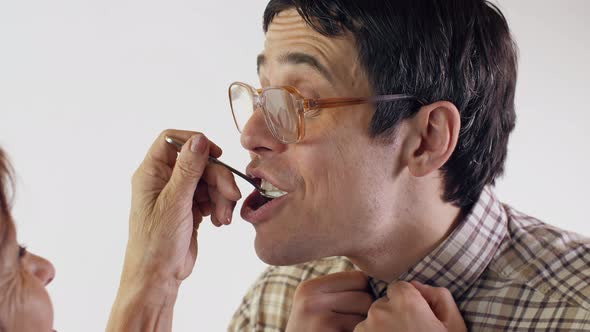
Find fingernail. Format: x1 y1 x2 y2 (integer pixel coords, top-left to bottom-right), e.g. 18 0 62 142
234 186 242 200
225 208 233 225
190 134 207 153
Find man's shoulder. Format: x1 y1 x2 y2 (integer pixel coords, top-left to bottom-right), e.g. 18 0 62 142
465 204 590 323
463 273 590 331
458 204 590 329
491 204 590 296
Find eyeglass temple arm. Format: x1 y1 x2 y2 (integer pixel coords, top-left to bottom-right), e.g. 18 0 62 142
305 95 425 111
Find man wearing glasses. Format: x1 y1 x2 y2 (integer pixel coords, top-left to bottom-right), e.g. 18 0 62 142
107 0 590 331
224 0 590 331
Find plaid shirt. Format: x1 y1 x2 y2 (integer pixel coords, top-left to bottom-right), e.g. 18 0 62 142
229 188 590 331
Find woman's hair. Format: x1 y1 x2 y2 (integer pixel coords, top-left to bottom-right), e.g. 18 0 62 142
0 148 15 243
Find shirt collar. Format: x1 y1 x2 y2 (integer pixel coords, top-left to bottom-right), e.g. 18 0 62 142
369 187 508 300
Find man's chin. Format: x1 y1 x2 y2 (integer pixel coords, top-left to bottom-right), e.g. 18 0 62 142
254 241 294 266
253 236 325 266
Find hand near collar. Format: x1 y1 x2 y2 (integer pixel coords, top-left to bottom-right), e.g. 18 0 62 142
286 271 374 332
353 281 467 332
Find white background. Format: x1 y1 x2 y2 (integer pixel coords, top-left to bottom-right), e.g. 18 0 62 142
0 1 588 331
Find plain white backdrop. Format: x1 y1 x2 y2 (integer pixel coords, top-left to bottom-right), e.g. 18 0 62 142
0 1 588 331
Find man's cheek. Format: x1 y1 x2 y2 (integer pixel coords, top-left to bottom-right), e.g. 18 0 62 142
306 166 338 208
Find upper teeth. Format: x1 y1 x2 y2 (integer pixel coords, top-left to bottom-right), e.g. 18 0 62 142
261 179 288 198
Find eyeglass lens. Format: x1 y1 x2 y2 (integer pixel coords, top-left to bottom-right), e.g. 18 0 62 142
230 84 300 143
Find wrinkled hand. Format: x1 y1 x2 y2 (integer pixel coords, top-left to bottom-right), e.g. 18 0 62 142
354 281 467 332
286 271 374 332
122 130 241 291
108 130 241 331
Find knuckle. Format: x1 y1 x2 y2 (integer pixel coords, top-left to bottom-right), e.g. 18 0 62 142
389 282 423 309
134 162 172 185
366 304 388 324
297 295 322 315
160 129 202 139
437 286 453 299
294 282 315 302
397 280 414 291
296 278 319 295
203 166 222 189
176 158 204 179
388 280 413 298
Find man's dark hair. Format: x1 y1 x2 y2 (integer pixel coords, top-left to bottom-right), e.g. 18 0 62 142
263 0 518 209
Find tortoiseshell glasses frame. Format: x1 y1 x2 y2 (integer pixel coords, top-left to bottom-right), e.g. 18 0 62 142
228 81 423 144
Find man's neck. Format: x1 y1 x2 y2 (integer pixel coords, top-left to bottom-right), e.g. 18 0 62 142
347 193 463 283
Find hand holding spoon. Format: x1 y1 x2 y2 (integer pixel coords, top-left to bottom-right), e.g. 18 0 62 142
165 136 280 199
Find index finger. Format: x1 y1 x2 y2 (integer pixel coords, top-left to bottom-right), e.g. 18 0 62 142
147 129 223 167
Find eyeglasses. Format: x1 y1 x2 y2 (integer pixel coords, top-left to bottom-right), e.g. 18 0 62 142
228 81 421 144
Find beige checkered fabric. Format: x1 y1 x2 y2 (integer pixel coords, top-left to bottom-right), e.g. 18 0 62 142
229 188 590 331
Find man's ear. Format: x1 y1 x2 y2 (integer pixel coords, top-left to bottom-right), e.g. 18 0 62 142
402 101 460 177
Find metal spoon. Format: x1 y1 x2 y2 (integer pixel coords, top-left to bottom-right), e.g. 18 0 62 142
164 136 277 199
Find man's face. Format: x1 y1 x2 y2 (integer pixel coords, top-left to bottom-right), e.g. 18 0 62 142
240 9 406 265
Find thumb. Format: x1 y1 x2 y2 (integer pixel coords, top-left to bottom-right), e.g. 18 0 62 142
164 134 210 204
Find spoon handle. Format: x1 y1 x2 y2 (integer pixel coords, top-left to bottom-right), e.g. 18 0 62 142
207 157 261 189
164 136 262 190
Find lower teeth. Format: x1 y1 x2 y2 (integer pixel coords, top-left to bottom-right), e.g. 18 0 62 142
263 190 286 198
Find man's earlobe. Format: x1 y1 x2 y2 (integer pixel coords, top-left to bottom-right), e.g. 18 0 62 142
406 101 460 177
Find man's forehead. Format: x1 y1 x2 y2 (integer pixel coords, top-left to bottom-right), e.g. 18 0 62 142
266 8 308 31
261 9 360 83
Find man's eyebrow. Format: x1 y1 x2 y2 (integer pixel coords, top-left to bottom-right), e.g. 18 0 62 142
256 52 334 83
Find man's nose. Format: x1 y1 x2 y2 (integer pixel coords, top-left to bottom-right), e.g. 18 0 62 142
240 108 286 156
25 252 56 286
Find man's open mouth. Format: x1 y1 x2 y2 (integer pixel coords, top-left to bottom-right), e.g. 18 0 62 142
245 178 288 211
